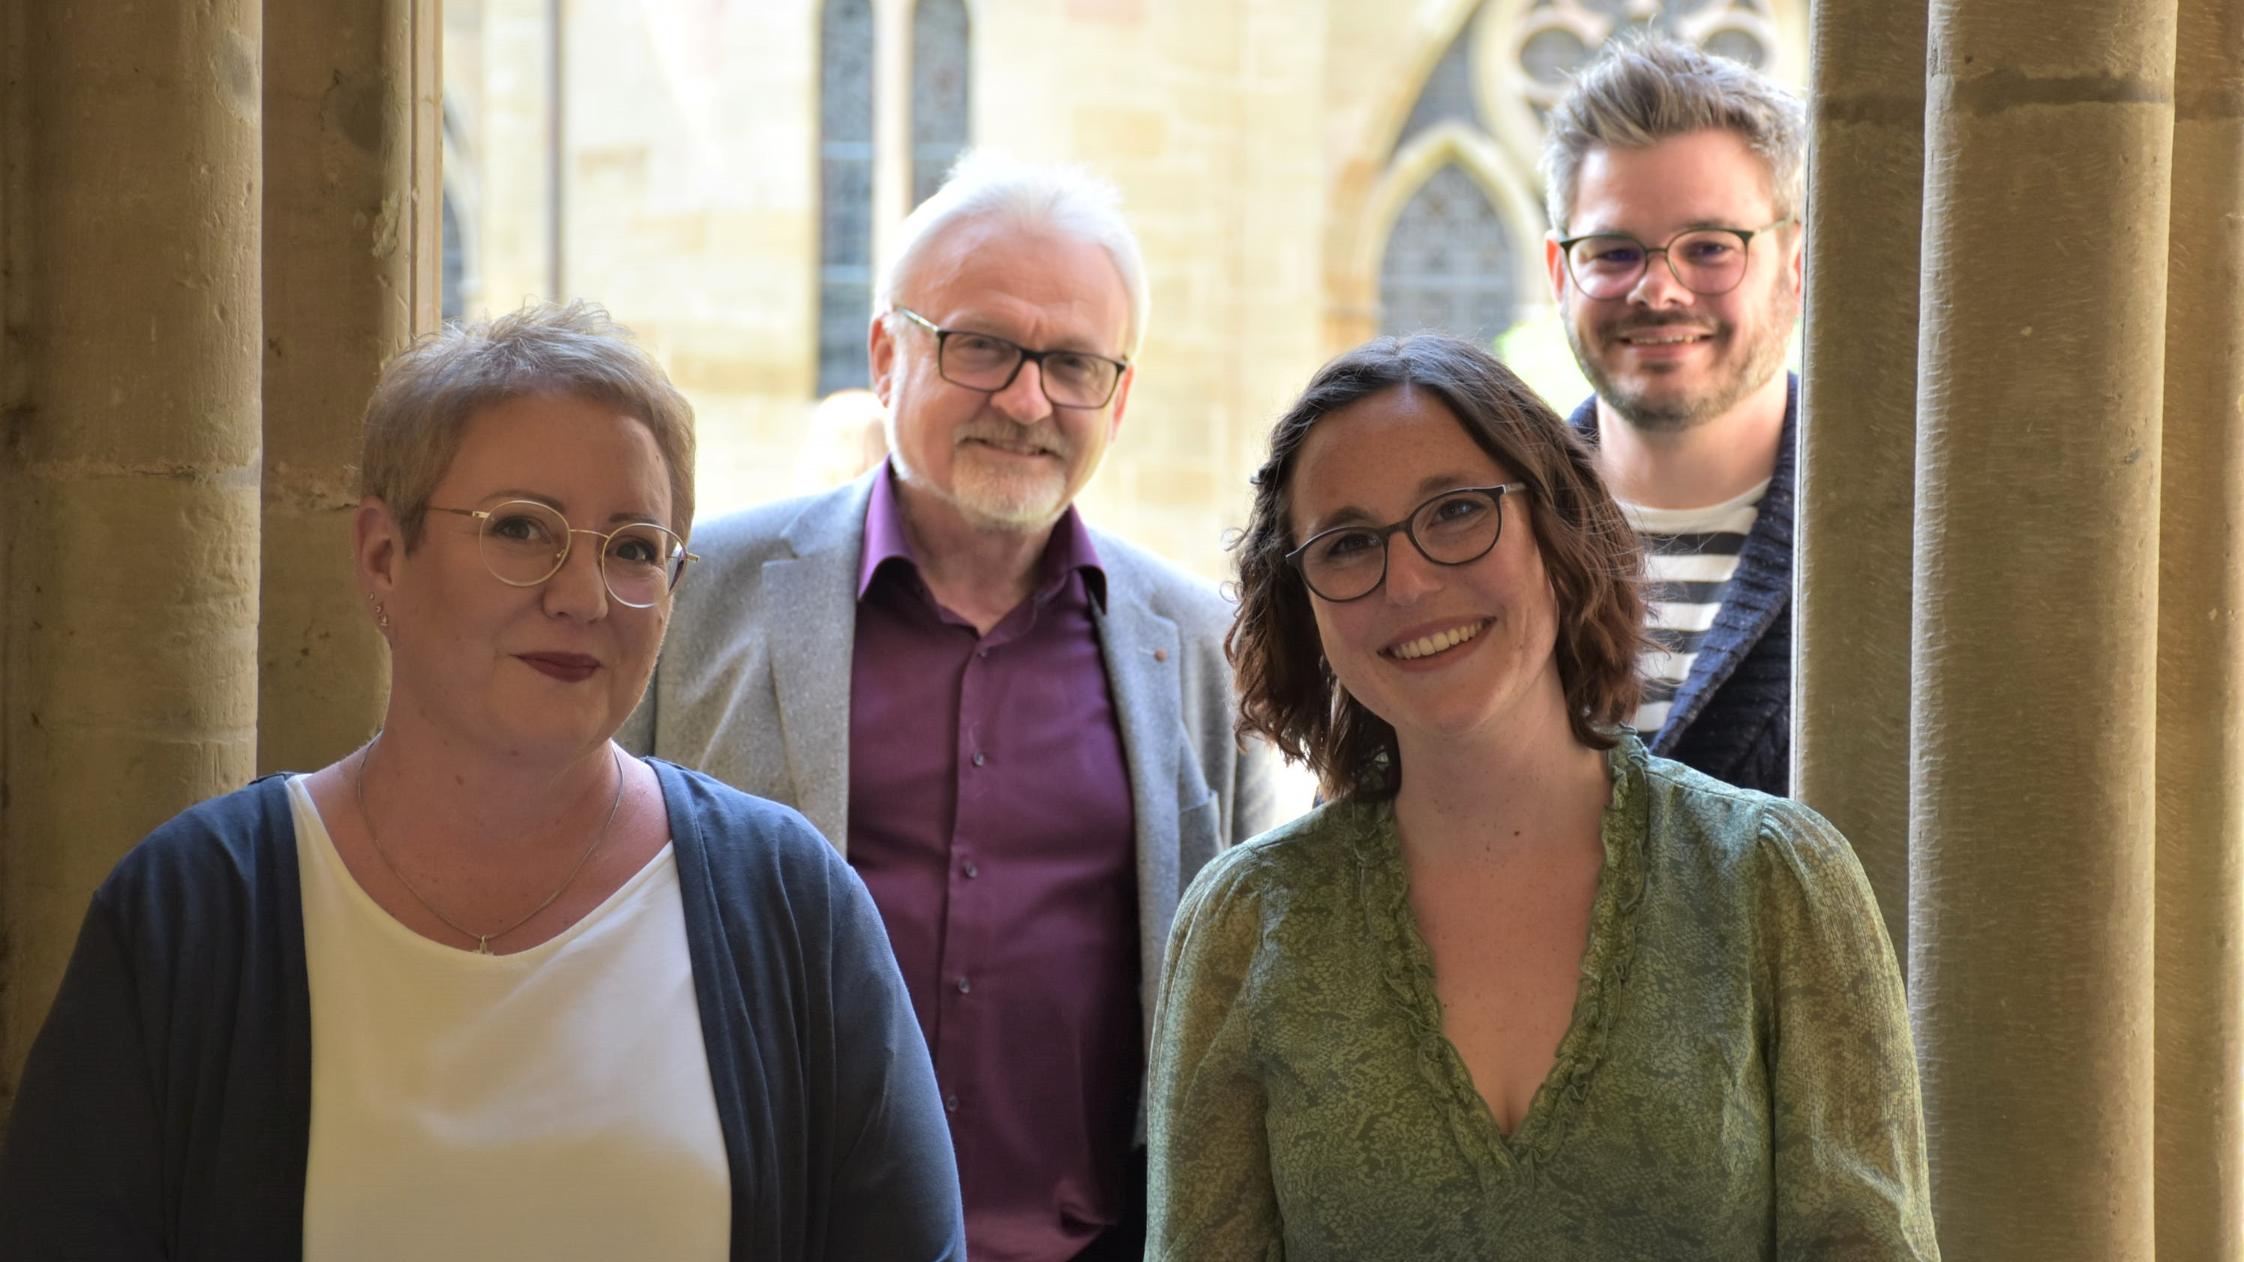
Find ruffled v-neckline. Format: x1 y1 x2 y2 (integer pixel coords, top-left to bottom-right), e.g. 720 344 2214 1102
1344 738 1651 1174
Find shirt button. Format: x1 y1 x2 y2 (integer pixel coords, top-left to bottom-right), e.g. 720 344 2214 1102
971 751 986 767
944 1093 959 1112
956 976 972 994
963 860 979 879
976 647 990 660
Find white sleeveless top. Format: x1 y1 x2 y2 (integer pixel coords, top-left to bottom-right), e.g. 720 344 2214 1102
289 776 730 1260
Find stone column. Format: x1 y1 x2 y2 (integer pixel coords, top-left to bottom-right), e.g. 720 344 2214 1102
258 0 441 774
1907 1 2175 1254
0 1 264 1103
1796 0 1926 960
2155 0 2244 1253
869 0 913 271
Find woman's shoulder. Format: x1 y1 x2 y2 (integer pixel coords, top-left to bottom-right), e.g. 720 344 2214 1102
644 757 853 892
101 775 298 899
73 774 304 961
1631 746 1871 898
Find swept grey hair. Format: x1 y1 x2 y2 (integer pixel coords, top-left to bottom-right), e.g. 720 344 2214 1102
1539 36 1806 235
875 150 1152 359
360 300 696 546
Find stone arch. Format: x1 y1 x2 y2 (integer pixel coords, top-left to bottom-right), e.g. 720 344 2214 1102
1324 0 1512 349
1338 123 1549 348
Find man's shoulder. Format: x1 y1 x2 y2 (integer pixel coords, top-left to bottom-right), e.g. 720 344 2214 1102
1089 528 1233 634
685 479 870 579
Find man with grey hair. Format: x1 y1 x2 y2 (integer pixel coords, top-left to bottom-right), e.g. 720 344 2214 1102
1541 36 1805 795
625 153 1285 1262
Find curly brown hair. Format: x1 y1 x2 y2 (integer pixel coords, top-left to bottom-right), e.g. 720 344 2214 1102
1227 335 1647 802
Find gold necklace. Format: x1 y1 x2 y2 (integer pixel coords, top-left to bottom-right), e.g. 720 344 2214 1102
353 735 626 955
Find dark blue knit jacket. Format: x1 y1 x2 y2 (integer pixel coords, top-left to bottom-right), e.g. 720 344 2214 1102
1568 374 1796 797
0 759 967 1261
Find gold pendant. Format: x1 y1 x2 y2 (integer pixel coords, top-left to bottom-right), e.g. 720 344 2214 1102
476 935 494 955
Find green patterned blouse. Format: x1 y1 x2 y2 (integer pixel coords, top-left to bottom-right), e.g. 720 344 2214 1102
1147 736 1937 1260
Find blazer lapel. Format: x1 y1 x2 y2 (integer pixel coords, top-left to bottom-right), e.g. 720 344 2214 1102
1092 579 1186 1048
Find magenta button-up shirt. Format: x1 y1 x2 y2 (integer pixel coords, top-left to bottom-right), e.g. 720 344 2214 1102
849 471 1140 1262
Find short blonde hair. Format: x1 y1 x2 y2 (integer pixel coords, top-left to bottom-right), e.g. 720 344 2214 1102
359 301 696 545
1539 35 1806 234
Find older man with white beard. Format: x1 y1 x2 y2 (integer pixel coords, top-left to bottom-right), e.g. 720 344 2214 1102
1541 37 1806 795
623 153 1286 1262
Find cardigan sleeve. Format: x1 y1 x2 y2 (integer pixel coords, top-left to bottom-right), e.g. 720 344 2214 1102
814 850 967 1262
1755 802 1940 1259
0 893 169 1259
1146 849 1284 1262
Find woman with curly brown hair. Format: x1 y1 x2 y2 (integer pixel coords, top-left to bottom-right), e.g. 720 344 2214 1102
1145 335 1934 1259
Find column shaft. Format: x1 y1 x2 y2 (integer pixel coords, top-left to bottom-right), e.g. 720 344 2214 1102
2154 0 2244 1254
258 0 440 773
1797 0 1927 961
870 0 914 270
1 1 264 1104
1908 2 2175 1254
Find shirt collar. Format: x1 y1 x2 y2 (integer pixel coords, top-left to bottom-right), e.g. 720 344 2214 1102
857 462 1109 611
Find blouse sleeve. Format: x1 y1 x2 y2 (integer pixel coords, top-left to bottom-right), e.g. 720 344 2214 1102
1146 851 1285 1262
1755 802 1941 1259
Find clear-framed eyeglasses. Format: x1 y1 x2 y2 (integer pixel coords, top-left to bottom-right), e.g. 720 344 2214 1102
1556 217 1795 301
891 306 1130 409
428 500 697 609
1286 483 1528 604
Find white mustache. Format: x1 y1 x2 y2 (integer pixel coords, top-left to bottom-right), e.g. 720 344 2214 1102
956 425 1066 458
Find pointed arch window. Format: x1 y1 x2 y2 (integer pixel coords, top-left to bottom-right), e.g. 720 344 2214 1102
1394 26 1480 156
1378 164 1517 343
818 0 876 393
910 0 971 209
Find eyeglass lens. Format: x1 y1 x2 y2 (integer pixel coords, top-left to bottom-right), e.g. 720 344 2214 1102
473 500 683 607
939 332 1121 408
1299 488 1505 602
1568 230 1750 300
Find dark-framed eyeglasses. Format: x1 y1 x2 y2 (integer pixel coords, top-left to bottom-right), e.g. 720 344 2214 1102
428 500 697 609
891 306 1130 410
1286 483 1529 603
1556 217 1795 301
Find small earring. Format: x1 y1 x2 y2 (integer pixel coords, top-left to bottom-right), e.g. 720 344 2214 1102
374 601 390 630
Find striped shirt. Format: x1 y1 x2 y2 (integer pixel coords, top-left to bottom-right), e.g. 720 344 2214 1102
1618 481 1769 736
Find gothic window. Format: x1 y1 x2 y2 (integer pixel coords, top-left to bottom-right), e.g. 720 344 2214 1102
1394 26 1481 155
1378 164 1517 343
910 0 971 209
818 0 876 393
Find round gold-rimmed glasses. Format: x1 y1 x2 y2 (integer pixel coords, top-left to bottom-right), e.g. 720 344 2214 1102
428 500 696 609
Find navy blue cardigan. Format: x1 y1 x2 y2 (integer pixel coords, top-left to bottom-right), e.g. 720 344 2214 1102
0 759 966 1261
1569 375 1797 796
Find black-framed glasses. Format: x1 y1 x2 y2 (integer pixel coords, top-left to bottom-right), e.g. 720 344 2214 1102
892 307 1129 409
428 500 697 609
1286 483 1528 603
1557 217 1795 300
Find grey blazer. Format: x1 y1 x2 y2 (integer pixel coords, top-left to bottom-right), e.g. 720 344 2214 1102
620 471 1291 1058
